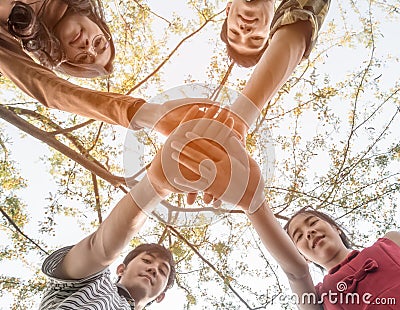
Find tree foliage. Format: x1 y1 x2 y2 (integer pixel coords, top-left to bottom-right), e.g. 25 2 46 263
0 0 399 309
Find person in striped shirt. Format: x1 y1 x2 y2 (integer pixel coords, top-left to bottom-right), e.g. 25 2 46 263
38 153 179 309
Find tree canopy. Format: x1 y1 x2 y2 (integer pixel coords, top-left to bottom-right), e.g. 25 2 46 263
0 0 399 309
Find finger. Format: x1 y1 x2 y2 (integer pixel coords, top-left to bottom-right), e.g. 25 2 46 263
214 107 230 124
212 117 235 145
190 105 220 135
181 133 228 160
202 111 231 140
226 135 249 166
187 192 198 205
171 140 214 164
174 176 209 191
169 98 217 109
212 199 222 208
179 105 200 125
171 151 202 175
203 193 214 204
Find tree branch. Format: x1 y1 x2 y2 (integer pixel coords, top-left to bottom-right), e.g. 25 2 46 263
126 8 225 95
0 206 48 255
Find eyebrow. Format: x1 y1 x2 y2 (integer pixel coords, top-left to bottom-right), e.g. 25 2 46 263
146 253 170 273
290 215 315 239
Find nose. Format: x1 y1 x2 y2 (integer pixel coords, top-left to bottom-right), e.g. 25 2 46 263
147 266 157 277
81 39 97 56
306 229 316 240
239 23 252 32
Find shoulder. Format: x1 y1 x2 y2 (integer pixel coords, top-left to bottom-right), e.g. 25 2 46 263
382 231 400 247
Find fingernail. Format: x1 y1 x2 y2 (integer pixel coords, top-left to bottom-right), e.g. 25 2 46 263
171 152 179 161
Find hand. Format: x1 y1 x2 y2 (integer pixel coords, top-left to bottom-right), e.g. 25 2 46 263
160 105 234 201
133 98 216 135
171 132 265 213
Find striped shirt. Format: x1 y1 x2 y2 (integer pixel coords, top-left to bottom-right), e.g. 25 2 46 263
270 0 331 59
39 246 134 310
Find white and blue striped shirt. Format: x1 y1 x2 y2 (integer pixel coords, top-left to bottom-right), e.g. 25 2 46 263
39 246 134 310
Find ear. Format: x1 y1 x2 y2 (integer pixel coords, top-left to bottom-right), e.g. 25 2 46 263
225 2 232 16
116 263 126 276
155 292 165 303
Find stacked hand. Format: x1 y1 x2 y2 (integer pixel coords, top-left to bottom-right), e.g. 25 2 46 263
146 104 266 214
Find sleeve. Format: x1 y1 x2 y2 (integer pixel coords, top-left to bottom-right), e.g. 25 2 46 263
0 35 145 130
270 0 331 59
42 245 108 282
40 246 114 310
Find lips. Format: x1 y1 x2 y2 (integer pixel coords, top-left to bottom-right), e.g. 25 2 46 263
312 236 324 248
239 15 256 24
141 274 153 285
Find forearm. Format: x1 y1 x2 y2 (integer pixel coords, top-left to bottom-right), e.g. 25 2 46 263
0 37 145 128
55 191 148 279
248 202 320 309
54 175 166 280
232 21 311 128
247 202 308 276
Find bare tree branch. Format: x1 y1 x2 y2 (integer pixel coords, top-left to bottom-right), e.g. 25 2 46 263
126 8 225 95
0 206 48 255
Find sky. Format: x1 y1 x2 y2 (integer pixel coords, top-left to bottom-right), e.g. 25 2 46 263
1 0 400 309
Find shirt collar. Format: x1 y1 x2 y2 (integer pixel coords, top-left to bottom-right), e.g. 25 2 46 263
116 283 135 309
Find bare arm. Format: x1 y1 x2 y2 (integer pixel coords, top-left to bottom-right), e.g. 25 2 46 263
243 21 311 111
232 21 312 129
0 37 145 128
53 149 174 280
54 189 149 280
168 116 320 309
383 231 400 247
247 204 321 309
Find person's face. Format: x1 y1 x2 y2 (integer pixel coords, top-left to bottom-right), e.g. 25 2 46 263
117 252 171 304
53 11 112 67
225 0 274 56
288 213 346 268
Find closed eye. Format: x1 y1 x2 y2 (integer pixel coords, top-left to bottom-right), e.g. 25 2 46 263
295 233 303 243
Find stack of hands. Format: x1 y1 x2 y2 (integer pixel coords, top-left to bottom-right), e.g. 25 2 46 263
130 102 266 216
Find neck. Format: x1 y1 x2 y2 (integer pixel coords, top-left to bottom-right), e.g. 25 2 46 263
323 247 352 271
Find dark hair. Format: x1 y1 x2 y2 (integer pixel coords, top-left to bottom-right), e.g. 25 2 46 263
284 207 352 249
283 207 353 271
220 18 268 68
7 0 115 78
121 243 176 291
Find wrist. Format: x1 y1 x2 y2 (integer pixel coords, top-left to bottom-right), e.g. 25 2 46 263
245 199 267 216
129 174 167 213
231 94 261 129
132 102 159 129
